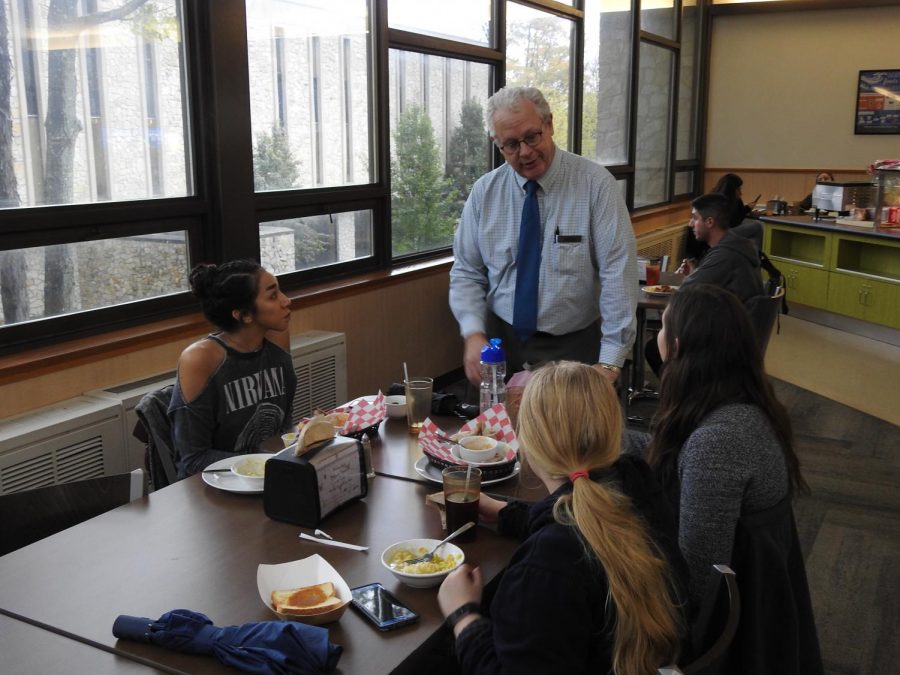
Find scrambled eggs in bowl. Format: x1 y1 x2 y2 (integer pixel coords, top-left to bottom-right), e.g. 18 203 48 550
381 538 464 588
231 453 271 482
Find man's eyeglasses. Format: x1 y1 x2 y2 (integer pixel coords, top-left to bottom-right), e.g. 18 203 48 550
496 129 544 155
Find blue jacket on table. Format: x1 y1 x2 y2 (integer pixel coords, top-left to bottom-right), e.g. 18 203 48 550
454 455 688 675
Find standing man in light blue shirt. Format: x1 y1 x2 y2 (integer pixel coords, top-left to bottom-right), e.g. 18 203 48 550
449 86 638 385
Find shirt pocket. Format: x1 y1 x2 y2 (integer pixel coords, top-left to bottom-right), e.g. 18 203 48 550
553 241 588 278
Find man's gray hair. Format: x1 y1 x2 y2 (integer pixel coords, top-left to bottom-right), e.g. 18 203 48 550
486 87 552 137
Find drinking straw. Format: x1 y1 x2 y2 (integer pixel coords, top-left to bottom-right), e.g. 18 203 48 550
464 463 473 495
403 361 410 384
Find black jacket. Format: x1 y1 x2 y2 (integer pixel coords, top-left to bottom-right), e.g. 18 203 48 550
681 232 765 304
454 455 688 674
721 496 824 675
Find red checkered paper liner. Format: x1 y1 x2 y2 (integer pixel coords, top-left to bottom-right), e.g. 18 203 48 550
418 403 518 465
299 392 386 434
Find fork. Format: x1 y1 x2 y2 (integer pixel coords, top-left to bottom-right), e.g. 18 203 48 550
398 521 475 568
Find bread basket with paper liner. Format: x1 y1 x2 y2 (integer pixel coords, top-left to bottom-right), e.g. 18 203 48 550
298 392 386 441
418 404 519 481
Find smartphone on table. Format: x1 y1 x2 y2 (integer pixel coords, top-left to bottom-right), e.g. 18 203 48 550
350 582 419 631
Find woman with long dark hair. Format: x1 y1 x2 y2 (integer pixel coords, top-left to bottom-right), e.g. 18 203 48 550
632 283 820 674
438 362 687 675
169 259 296 478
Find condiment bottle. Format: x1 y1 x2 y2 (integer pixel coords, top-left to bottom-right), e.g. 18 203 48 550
479 338 507 413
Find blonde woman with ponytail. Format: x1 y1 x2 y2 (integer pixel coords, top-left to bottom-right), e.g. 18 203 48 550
438 362 687 674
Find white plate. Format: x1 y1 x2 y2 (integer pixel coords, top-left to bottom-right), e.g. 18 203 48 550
414 456 520 486
641 285 679 297
202 456 265 494
450 441 513 466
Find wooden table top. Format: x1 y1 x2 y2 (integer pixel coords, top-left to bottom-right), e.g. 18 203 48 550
0 468 520 674
0 613 166 674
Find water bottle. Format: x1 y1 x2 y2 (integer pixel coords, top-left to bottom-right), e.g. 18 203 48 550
479 338 507 413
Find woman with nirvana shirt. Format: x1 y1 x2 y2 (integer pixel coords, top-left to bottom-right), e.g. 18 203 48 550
170 259 296 478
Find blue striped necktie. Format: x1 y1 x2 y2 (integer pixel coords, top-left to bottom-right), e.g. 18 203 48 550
513 180 541 342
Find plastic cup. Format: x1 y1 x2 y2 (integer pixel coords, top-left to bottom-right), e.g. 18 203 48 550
442 467 481 542
404 377 433 435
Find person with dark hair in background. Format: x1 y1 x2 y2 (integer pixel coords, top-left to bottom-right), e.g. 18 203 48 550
676 193 763 302
645 194 764 375
711 172 754 227
169 259 296 478
438 362 687 674
628 284 821 675
799 171 835 211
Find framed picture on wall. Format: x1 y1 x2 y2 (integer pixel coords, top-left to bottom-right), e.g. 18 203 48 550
854 70 900 134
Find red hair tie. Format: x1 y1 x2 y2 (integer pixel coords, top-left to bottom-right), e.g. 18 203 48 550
569 470 589 483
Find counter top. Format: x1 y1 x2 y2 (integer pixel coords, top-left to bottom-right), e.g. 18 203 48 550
760 215 900 241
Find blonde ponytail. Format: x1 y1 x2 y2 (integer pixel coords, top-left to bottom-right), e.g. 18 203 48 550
519 362 682 675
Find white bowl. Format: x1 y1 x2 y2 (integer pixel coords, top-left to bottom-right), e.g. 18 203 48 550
257 554 351 625
384 395 407 419
381 538 464 588
451 441 511 466
457 435 499 463
230 453 272 484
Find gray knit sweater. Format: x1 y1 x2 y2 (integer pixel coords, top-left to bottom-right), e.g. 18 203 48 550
627 404 789 607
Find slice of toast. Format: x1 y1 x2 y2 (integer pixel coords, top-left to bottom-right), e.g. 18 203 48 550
271 581 340 615
277 594 343 616
295 417 335 456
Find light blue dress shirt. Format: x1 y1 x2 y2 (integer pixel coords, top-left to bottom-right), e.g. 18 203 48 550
449 148 638 367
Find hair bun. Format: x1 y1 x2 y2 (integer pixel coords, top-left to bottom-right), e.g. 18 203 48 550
188 263 219 299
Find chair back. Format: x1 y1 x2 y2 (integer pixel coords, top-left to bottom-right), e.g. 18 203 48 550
134 385 177 490
0 469 145 556
659 565 741 675
744 288 785 354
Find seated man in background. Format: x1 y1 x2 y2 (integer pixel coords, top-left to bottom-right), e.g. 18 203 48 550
676 193 765 304
646 193 764 375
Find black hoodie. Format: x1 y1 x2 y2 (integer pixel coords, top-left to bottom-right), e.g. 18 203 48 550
681 231 765 303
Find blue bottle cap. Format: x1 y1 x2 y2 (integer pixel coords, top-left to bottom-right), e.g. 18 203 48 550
481 338 505 363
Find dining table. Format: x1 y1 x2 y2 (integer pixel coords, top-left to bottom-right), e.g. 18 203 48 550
0 413 543 674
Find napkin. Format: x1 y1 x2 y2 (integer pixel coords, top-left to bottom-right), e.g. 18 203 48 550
300 392 386 435
418 403 518 466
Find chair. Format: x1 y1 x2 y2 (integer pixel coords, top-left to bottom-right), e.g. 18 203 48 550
134 385 177 491
0 469 145 556
744 287 785 354
658 565 741 675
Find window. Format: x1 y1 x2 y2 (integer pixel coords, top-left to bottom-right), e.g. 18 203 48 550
641 0 676 42
505 2 573 151
583 0 632 165
0 0 190 337
246 0 372 192
389 51 491 257
260 210 373 275
388 0 492 47
634 42 673 208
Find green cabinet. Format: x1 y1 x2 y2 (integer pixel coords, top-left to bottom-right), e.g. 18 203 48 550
827 272 900 329
764 223 831 310
763 219 900 329
780 262 829 308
